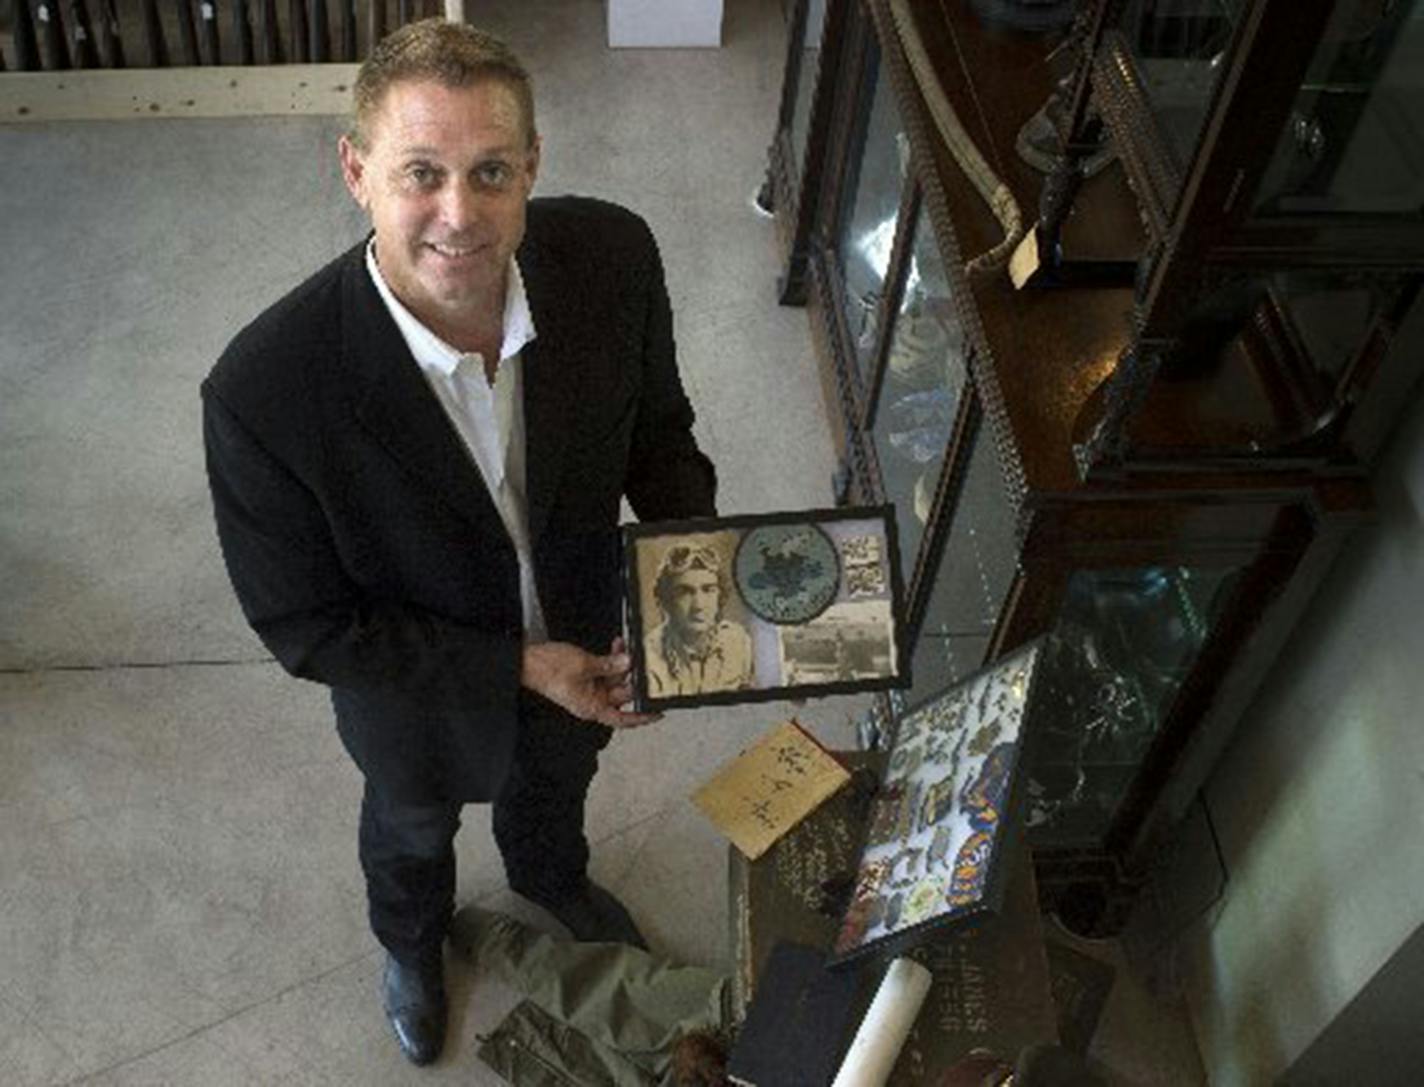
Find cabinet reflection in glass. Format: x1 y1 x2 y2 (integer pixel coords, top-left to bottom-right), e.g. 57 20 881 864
872 201 968 582
838 42 907 388
1027 565 1242 846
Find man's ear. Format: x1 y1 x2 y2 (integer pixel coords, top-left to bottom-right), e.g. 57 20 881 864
338 135 369 209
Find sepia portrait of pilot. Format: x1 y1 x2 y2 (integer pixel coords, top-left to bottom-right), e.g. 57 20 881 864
642 540 754 697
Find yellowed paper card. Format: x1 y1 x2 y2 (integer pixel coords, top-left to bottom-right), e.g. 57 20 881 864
692 719 851 860
1009 227 1041 290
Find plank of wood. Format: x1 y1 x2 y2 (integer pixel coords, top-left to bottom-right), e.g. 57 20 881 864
0 63 360 121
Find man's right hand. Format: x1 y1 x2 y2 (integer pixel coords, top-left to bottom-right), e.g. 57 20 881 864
520 640 662 729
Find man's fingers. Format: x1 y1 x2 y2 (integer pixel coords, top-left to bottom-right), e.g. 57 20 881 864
599 708 662 729
527 640 657 726
600 651 631 676
602 682 639 711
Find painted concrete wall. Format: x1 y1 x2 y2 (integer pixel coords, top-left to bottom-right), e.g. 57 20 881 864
608 0 725 47
1287 920 1424 1085
1182 392 1424 1084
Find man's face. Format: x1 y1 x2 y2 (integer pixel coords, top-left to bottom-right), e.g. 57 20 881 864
338 78 539 337
667 569 721 636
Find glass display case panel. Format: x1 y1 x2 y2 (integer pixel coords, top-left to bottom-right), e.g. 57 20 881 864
904 415 1019 707
790 0 829 182
836 39 910 391
868 201 970 582
1026 563 1244 848
1269 268 1393 387
1119 0 1245 179
1253 0 1424 218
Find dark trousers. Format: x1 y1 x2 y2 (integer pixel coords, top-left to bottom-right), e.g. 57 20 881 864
358 701 611 967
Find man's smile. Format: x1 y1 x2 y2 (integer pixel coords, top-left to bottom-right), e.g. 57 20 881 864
425 241 487 259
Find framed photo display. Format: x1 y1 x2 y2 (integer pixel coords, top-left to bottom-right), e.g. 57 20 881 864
622 506 909 711
827 638 1046 966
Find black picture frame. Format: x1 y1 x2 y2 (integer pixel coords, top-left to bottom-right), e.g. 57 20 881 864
622 505 910 712
826 637 1047 967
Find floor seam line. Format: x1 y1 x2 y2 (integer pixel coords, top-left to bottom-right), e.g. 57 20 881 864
57 949 380 1086
591 805 671 849
586 803 680 873
0 656 277 676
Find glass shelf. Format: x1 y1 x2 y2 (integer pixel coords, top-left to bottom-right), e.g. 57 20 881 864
1270 268 1393 386
1027 564 1243 848
903 415 1018 708
1253 0 1424 218
1119 0 1245 181
868 200 969 583
837 39 909 392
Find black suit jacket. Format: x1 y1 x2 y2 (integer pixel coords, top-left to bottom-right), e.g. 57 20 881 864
203 197 716 802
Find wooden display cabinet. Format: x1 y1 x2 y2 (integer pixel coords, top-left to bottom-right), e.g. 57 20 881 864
1036 0 1424 475
780 0 1396 928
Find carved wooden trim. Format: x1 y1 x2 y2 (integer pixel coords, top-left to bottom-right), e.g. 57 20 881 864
808 243 868 458
1089 33 1178 241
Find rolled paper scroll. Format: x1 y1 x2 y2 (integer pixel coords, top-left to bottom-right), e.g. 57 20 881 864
830 956 933 1086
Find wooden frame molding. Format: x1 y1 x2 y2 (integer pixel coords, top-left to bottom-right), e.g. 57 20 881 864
0 64 361 123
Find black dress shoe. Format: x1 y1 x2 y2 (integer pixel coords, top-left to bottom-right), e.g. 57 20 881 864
381 954 447 1066
516 880 649 950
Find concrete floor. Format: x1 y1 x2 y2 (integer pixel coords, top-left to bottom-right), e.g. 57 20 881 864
0 2 1205 1084
0 3 854 1083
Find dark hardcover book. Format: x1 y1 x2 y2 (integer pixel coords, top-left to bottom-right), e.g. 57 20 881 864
726 941 860 1087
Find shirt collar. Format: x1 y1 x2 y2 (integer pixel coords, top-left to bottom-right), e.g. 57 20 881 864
364 238 537 377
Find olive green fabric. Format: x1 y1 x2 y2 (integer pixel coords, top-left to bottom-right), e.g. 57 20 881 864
452 907 733 1087
476 1000 651 1086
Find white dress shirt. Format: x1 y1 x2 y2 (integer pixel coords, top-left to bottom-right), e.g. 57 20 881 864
365 241 548 642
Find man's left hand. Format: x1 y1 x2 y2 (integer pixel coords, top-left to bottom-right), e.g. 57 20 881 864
520 637 662 728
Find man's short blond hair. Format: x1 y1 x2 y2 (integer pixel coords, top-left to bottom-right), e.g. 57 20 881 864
351 19 536 150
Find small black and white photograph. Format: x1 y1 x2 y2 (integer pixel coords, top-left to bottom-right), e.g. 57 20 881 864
634 531 756 699
777 600 897 685
840 532 883 567
845 560 889 598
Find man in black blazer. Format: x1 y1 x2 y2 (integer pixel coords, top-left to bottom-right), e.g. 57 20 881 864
202 20 715 1066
